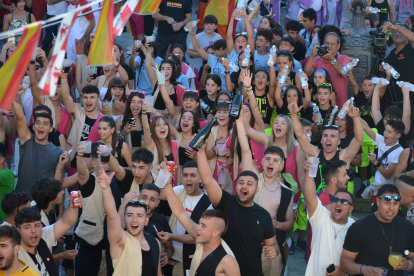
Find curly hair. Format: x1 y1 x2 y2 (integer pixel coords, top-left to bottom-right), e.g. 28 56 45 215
31 178 62 210
15 207 41 228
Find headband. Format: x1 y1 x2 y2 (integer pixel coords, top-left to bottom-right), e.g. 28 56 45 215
315 68 326 77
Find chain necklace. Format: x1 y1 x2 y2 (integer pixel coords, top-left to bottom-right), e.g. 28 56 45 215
334 224 347 239
376 212 395 253
182 134 193 139
263 175 282 192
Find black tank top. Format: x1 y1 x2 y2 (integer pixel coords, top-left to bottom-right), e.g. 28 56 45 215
407 149 414 171
314 150 341 192
179 147 193 166
275 71 297 86
371 0 390 23
131 129 143 148
196 244 227 276
255 93 273 124
154 84 178 110
141 249 154 276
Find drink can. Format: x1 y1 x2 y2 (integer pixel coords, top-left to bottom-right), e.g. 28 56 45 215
167 161 175 176
70 191 81 208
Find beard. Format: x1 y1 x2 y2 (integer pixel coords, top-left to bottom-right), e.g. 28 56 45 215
0 254 14 271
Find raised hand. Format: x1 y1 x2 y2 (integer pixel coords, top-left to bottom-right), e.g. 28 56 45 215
97 164 115 190
242 69 253 88
346 104 359 118
287 101 303 115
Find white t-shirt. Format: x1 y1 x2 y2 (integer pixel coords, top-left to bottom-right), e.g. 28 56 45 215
373 134 403 185
171 186 213 263
22 89 34 125
28 225 56 276
47 1 67 16
188 32 222 70
235 15 263 33
306 199 354 276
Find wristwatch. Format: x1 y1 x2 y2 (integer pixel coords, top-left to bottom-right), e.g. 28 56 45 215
375 162 381 167
331 59 337 65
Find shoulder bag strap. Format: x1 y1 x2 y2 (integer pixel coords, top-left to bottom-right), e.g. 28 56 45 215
377 144 401 164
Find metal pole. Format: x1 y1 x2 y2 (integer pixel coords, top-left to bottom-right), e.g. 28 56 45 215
0 0 124 40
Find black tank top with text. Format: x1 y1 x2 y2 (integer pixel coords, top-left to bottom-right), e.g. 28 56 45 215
314 150 341 192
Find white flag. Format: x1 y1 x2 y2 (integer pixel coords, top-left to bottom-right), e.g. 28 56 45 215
113 0 139 37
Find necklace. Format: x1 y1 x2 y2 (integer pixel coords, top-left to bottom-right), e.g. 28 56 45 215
182 134 193 139
376 212 395 253
263 175 282 192
334 224 347 239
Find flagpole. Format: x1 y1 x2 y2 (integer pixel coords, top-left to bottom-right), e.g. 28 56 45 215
0 0 124 40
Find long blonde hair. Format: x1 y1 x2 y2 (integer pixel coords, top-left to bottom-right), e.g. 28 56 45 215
268 115 297 156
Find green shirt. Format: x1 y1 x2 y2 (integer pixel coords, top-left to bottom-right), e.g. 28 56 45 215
0 168 15 221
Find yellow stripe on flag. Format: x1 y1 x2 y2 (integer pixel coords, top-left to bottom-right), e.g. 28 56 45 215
87 0 114 66
0 22 42 111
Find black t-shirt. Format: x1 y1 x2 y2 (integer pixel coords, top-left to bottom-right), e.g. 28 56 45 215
157 0 191 35
376 118 408 148
230 71 240 95
318 105 334 126
201 96 214 118
28 124 62 148
215 191 275 276
144 212 172 240
355 92 375 128
118 169 154 197
71 116 97 168
293 40 306 61
385 43 414 102
122 64 135 81
276 103 309 120
343 213 414 276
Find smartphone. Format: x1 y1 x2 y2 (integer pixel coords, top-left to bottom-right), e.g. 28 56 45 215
128 118 137 127
326 264 335 273
8 37 15 44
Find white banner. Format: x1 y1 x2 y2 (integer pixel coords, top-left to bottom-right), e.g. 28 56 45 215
113 0 139 37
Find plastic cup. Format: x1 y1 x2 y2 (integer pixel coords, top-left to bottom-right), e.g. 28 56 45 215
101 145 112 163
155 169 171 188
63 59 72 73
158 71 165 85
218 169 227 185
103 101 112 115
134 40 142 51
217 142 226 156
185 270 190 276
88 66 97 79
377 267 388 275
81 141 92 158
90 31 95 43
145 96 154 113
309 157 319 177
146 35 155 47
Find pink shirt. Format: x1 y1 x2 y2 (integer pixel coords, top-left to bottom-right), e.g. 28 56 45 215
312 53 350 108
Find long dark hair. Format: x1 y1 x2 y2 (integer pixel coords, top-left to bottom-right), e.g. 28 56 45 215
104 78 127 102
332 110 354 135
231 103 254 162
215 102 234 134
99 116 117 154
167 53 182 79
283 85 303 107
309 68 333 99
181 91 205 120
238 51 255 74
160 59 179 86
252 69 270 94
176 110 200 134
113 42 127 67
121 92 144 131
150 116 173 164
213 91 232 115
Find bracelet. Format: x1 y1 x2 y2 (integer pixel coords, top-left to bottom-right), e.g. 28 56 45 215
114 63 120 70
61 76 67 79
360 264 365 274
407 260 413 271
247 91 253 95
102 189 112 194
245 86 252 91
277 83 284 87
166 101 174 108
224 71 230 74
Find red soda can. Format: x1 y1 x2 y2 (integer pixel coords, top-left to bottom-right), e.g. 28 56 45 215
70 191 81 208
167 161 175 176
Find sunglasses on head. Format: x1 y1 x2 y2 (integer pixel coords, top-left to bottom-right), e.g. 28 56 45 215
235 32 248 37
276 50 290 55
379 195 401 202
317 83 332 87
331 197 353 206
323 124 339 129
129 199 147 204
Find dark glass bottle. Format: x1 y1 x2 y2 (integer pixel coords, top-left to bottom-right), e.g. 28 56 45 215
190 116 217 151
229 81 244 119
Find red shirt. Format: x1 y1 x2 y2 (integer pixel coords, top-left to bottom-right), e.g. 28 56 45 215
312 54 350 108
305 191 334 263
68 0 94 20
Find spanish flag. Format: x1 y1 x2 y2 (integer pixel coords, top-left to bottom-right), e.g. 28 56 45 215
204 0 237 38
133 0 162 15
0 22 42 112
87 0 114 66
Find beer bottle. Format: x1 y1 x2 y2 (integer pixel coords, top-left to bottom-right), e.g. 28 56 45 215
190 116 218 151
229 81 244 119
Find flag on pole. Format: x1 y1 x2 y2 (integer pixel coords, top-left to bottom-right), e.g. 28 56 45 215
0 22 42 112
87 0 114 66
133 0 162 15
113 0 139 37
39 10 81 96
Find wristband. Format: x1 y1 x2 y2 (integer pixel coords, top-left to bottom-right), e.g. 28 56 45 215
102 189 112 194
247 91 253 95
360 265 365 274
245 86 252 91
375 162 381 168
224 71 230 74
407 260 413 271
114 63 120 70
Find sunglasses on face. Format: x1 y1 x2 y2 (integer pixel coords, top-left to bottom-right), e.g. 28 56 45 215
255 74 267 79
379 195 401 202
331 197 353 206
276 50 290 54
218 101 232 104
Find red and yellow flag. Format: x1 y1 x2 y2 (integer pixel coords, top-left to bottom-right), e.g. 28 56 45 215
133 0 162 15
87 0 114 66
0 22 42 112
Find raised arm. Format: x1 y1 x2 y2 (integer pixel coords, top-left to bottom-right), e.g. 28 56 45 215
96 166 126 260
244 70 265 132
242 9 255 50
157 81 180 122
302 156 319 217
226 10 237 54
341 105 363 167
197 142 223 207
52 195 81 242
188 23 209 61
348 71 360 97
238 111 255 173
61 71 80 117
274 78 284 109
163 178 197 238
268 62 276 102
371 80 383 125
288 102 317 157
140 105 155 152
100 146 127 183
28 59 44 106
12 96 31 145
401 83 411 134
76 142 91 186
145 47 158 89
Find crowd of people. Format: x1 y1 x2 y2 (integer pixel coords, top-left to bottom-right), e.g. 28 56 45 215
1 0 414 275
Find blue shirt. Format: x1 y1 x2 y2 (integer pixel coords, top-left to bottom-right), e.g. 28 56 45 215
228 48 239 65
177 73 190 90
274 58 303 74
207 54 230 92
254 50 269 72
134 56 163 96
